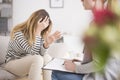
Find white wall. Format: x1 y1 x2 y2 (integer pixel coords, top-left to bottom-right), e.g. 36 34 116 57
13 0 92 33
12 0 92 53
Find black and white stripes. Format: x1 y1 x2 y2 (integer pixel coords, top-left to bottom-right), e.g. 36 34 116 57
6 31 46 62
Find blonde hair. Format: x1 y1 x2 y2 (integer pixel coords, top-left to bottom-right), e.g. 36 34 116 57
11 9 52 45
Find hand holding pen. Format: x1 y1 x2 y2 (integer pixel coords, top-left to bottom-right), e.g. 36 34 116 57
63 59 81 72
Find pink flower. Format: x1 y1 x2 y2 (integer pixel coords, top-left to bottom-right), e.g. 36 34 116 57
93 9 117 27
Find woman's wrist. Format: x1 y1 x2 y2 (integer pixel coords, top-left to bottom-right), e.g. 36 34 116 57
35 33 41 38
43 42 50 49
35 31 41 37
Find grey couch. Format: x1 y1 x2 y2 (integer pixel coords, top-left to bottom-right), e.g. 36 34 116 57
0 36 16 80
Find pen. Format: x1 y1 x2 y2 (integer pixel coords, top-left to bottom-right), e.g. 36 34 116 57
62 59 81 65
72 59 81 62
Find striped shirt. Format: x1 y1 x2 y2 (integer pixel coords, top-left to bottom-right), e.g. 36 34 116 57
5 31 47 62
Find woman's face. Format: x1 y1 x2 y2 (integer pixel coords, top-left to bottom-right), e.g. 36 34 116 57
81 0 95 10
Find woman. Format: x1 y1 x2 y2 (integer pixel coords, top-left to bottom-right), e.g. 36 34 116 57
52 0 120 80
4 9 61 80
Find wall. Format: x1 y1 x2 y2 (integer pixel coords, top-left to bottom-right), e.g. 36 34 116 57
13 0 92 34
12 0 92 53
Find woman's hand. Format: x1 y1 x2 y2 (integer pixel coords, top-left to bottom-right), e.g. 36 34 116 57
35 16 49 36
64 60 76 72
44 31 61 48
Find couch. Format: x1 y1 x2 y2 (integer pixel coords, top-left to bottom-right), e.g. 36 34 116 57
0 36 69 80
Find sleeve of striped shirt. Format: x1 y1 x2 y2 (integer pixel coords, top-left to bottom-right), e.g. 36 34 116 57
14 31 47 55
40 45 47 56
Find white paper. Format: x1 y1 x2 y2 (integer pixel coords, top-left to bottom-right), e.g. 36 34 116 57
43 58 68 72
43 58 80 73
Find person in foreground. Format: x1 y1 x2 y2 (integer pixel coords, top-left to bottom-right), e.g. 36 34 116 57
52 0 120 80
3 9 61 80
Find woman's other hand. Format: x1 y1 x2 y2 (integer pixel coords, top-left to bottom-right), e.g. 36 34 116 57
44 31 61 48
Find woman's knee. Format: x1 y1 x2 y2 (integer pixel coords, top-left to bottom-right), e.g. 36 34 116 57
31 55 44 66
43 54 52 65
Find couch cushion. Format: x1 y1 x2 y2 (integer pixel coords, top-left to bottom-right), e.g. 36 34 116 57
0 36 10 65
0 67 16 80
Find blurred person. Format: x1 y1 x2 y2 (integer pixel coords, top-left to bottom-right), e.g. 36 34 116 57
3 9 61 80
52 0 120 80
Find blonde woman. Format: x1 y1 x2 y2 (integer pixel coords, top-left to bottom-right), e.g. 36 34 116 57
4 9 61 80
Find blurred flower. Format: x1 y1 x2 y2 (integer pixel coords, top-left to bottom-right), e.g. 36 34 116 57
83 1 120 70
93 9 117 26
109 0 120 16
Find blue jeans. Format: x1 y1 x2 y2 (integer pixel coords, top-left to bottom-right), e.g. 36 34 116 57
52 70 84 80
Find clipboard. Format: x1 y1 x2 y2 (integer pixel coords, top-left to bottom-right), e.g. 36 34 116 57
42 58 81 73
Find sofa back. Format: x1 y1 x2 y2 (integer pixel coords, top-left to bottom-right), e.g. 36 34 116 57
0 36 10 65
